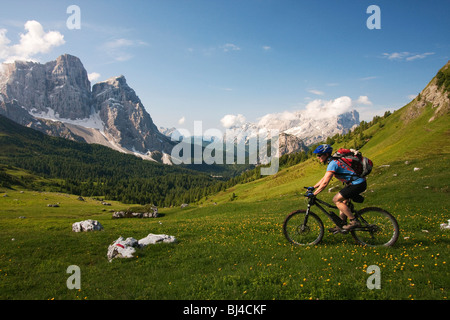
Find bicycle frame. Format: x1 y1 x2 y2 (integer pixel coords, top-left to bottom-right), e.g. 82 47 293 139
305 197 353 228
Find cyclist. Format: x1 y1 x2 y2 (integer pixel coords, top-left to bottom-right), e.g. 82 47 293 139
308 144 367 231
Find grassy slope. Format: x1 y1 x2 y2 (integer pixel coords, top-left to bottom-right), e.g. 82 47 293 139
1 87 449 300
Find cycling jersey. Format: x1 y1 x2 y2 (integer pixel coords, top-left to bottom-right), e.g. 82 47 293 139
327 159 365 185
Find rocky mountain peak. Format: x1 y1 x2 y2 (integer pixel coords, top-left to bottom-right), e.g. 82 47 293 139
93 75 139 106
0 54 174 162
0 53 92 119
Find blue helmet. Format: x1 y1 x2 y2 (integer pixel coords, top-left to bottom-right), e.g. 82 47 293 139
313 144 333 155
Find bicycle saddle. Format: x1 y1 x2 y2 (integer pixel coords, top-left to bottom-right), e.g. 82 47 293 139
350 194 364 203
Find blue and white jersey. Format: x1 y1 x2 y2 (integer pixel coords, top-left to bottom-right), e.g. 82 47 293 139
327 159 365 185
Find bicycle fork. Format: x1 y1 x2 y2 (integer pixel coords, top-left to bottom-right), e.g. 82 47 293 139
303 203 312 227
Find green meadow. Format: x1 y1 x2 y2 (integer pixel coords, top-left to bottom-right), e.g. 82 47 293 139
1 135 449 300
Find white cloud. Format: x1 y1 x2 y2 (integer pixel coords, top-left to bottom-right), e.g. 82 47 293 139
304 96 353 119
178 116 186 125
220 114 246 128
102 38 148 62
356 96 373 106
406 52 434 61
88 72 101 82
308 89 325 96
359 76 377 81
0 20 65 63
382 52 410 60
221 43 241 52
382 51 435 61
262 46 271 51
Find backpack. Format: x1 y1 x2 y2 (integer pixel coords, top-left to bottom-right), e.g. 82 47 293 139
332 148 373 178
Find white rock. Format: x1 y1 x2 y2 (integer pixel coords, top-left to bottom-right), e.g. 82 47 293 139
72 219 104 232
440 221 450 231
138 233 177 247
107 236 138 261
107 233 177 262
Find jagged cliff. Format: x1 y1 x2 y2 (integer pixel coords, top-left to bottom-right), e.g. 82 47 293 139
0 54 174 162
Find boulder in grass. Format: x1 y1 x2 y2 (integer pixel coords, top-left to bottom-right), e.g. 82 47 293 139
72 219 104 232
112 205 158 219
107 233 177 262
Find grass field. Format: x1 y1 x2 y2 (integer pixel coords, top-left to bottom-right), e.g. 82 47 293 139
1 151 448 300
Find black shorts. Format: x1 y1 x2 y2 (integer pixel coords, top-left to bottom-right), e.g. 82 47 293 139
339 180 367 200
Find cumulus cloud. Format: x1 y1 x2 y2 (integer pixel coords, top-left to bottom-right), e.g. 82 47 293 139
0 20 65 63
304 96 353 119
178 116 186 125
356 95 373 105
220 114 247 128
88 72 101 82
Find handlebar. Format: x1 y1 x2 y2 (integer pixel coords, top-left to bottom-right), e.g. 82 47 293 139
303 186 315 198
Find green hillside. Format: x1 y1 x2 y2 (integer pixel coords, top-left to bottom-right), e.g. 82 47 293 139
0 62 449 301
204 62 450 206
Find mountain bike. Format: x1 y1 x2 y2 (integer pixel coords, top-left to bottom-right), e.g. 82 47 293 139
283 187 399 247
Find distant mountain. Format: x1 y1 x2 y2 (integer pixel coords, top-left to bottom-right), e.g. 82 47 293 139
0 54 174 163
221 107 359 156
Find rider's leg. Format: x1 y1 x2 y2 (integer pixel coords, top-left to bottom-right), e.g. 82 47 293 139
339 199 348 222
333 193 354 220
328 197 348 232
333 192 361 231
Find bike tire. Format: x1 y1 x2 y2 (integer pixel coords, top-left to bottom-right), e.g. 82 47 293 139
283 210 324 246
351 207 399 247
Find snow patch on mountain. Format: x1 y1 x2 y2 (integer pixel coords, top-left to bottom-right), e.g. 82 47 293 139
30 107 105 131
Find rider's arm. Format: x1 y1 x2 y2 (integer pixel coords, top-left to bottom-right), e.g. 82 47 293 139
313 171 334 195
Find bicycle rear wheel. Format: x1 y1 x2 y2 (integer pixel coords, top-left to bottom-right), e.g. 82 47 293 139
283 210 324 246
351 207 399 247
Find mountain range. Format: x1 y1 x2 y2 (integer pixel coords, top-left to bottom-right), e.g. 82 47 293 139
0 54 174 163
0 53 360 163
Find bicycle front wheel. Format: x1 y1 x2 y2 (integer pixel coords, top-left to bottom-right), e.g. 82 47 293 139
283 210 324 246
351 207 399 247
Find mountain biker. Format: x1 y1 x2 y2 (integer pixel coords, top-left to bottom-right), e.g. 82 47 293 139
308 144 367 231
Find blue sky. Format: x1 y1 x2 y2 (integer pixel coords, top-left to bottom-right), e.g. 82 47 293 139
1 0 449 132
